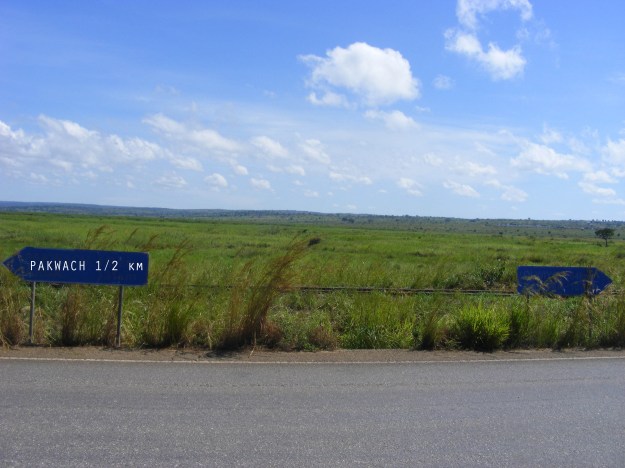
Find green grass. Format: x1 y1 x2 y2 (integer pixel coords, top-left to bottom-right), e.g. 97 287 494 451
1 211 624 351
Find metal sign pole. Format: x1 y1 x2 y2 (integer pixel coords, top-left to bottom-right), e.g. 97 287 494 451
116 285 124 348
29 282 36 345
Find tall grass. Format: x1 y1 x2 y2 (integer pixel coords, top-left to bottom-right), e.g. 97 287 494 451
2 212 625 351
219 237 310 349
452 302 509 352
0 269 27 346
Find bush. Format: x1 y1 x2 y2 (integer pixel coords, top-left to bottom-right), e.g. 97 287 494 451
452 302 509 352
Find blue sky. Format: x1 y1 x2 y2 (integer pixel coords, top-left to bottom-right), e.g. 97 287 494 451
2 0 625 220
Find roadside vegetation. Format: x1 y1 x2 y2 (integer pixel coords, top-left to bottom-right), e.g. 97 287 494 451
1 211 624 351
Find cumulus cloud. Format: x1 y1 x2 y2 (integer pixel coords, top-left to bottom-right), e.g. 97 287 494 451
540 124 563 144
422 153 444 166
154 173 187 189
300 139 331 165
231 163 249 176
445 30 526 80
603 138 625 166
578 171 618 198
144 113 241 153
0 116 165 179
446 0 533 80
300 42 420 106
510 142 591 178
487 179 528 202
307 91 350 108
250 177 272 191
170 156 203 172
459 161 497 176
329 171 372 185
364 110 419 131
205 173 228 190
444 180 480 197
579 182 616 198
397 177 423 196
252 135 289 159
456 0 533 30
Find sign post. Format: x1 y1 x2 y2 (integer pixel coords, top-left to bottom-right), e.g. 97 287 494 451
3 247 149 347
517 266 612 297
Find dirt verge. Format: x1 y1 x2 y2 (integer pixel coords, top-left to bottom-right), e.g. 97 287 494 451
1 345 623 363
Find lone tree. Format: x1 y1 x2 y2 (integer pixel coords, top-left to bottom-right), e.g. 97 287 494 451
595 228 615 247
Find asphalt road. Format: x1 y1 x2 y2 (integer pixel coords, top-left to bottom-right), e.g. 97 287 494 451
1 356 624 467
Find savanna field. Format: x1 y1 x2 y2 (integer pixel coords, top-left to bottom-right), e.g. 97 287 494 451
1 210 625 351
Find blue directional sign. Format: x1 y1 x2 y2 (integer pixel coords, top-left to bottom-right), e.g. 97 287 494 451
3 247 149 286
517 266 612 297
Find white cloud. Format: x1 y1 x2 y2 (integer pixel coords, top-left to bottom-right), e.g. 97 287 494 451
500 186 528 202
0 117 166 180
540 124 563 144
397 177 423 196
329 171 372 185
364 110 419 131
583 171 617 184
460 161 497 176
286 165 306 176
39 115 97 141
511 142 591 178
444 180 480 197
205 173 228 189
250 177 272 190
445 30 526 80
456 0 533 30
422 153 444 166
268 164 306 176
300 139 331 165
251 135 289 159
307 91 350 108
300 42 420 106
144 113 241 153
446 0 534 80
170 156 203 172
232 163 249 176
603 138 625 166
487 179 528 202
579 182 616 198
29 173 48 184
578 171 618 198
154 173 187 189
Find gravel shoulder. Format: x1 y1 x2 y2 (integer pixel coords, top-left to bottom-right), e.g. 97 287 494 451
1 345 623 363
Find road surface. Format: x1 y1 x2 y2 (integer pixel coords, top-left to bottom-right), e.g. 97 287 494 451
1 352 624 466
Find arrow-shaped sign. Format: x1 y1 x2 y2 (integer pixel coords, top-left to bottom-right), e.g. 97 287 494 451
517 266 612 297
3 247 149 286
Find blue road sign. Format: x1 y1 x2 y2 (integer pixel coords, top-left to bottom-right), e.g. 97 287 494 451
3 247 149 286
517 266 612 297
